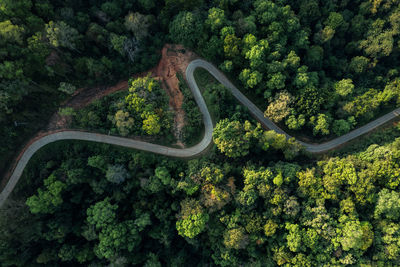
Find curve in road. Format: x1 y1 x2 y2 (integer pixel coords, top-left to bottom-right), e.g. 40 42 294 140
1 58 399 207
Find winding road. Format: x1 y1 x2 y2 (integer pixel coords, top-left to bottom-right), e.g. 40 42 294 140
1 58 399 207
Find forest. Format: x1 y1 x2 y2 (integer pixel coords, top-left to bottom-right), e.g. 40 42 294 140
1 0 400 266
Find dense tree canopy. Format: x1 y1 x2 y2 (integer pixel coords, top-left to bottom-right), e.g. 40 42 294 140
3 129 400 265
2 0 400 266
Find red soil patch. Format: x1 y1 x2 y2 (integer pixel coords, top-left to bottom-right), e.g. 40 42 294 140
152 44 197 147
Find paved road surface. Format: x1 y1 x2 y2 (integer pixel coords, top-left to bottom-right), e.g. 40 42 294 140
1 59 399 207
190 60 400 153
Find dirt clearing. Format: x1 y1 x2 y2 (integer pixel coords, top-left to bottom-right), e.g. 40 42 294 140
47 44 196 147
152 44 196 147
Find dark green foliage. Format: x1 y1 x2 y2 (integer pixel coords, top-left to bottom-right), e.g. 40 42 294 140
169 11 203 48
168 0 400 139
0 0 164 175
70 76 174 142
3 0 400 266
3 125 400 265
106 164 130 184
178 74 203 144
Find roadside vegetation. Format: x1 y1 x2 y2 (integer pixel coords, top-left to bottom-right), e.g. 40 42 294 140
2 122 400 265
177 73 203 145
69 75 175 144
169 0 400 141
0 0 163 175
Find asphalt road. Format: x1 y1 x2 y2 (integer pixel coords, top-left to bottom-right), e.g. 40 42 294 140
1 59 399 207
190 59 400 153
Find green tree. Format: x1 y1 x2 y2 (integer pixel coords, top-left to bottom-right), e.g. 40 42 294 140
338 219 364 251
265 91 294 123
298 0 320 25
318 26 335 43
213 119 251 158
335 79 354 97
245 42 267 69
110 34 127 55
264 219 278 237
206 7 227 33
239 69 262 89
58 82 76 95
106 164 130 184
310 113 331 136
377 222 400 260
139 0 156 10
86 23 108 45
286 223 302 252
283 50 300 69
0 0 32 18
324 12 346 31
124 12 153 40
0 20 24 45
169 11 203 48
223 227 249 250
144 253 161 267
266 73 286 91
96 221 140 259
142 112 161 135
155 166 171 186
26 173 66 214
374 189 400 220
201 184 230 211
286 114 305 130
86 198 118 229
100 1 121 19
305 46 323 69
220 60 233 72
113 110 134 136
46 21 79 50
349 56 369 73
242 33 257 52
0 80 28 118
343 89 380 119
223 34 241 58
0 61 24 80
359 19 395 60
58 107 76 116
336 217 373 252
176 199 209 238
87 155 107 171
259 130 287 151
76 110 102 128
163 0 204 14
332 119 351 136
235 14 257 36
125 75 169 135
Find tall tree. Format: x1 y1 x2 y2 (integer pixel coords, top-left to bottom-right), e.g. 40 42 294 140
124 12 153 41
46 21 79 50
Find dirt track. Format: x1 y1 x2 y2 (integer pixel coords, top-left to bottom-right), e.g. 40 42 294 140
153 44 196 147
